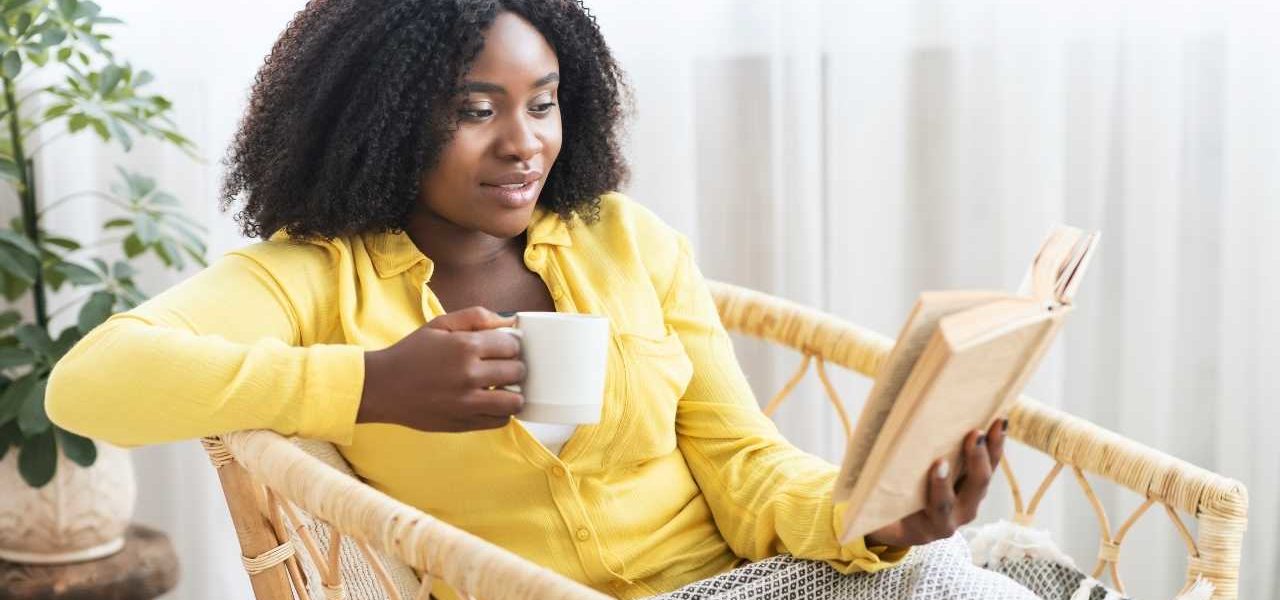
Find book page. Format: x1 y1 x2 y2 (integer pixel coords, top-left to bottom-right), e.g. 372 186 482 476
1055 231 1100 304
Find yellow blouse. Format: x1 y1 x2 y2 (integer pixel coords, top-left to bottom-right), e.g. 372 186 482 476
47 192 907 598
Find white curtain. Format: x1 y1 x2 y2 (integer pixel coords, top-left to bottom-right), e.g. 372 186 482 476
30 1 1277 598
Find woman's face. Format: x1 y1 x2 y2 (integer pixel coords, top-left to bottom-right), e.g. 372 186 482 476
417 12 562 239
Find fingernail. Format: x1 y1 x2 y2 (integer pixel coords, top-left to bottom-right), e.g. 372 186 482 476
935 460 950 479
977 434 987 447
497 311 516 318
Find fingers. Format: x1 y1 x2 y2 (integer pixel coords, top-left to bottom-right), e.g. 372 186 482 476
925 457 957 537
987 418 1007 469
954 430 994 523
464 358 527 389
465 389 525 419
460 329 522 359
427 306 516 332
887 423 1010 547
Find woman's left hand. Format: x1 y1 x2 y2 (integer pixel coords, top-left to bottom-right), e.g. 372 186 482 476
864 418 1007 548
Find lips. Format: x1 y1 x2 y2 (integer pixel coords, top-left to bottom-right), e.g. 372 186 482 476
480 171 543 208
484 170 542 188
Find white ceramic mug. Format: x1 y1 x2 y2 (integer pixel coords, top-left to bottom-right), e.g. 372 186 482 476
496 312 610 424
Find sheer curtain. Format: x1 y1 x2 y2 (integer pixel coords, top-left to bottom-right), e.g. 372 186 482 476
32 1 1277 598
595 1 1279 598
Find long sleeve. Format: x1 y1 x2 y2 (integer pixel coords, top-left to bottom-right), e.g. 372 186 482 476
663 234 909 574
46 248 365 448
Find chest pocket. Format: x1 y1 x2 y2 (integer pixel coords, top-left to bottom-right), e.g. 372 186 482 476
603 324 694 466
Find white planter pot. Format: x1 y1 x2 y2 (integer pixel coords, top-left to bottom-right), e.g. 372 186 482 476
0 442 136 564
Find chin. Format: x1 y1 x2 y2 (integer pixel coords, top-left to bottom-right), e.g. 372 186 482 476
477 207 537 240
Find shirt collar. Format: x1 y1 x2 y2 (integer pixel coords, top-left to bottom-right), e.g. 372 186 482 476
364 206 573 279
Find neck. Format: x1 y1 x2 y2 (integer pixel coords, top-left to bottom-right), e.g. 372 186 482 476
405 208 523 277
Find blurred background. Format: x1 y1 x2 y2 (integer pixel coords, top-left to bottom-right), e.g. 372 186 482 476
22 0 1279 597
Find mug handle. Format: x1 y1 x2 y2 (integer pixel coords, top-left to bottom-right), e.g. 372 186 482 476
494 326 523 393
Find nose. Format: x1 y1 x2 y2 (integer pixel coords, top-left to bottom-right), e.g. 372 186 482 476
497 114 543 163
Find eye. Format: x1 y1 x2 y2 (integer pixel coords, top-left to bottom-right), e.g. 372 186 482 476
530 101 557 115
460 107 494 120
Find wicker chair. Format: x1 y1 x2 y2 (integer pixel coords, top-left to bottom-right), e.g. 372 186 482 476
202 281 1249 600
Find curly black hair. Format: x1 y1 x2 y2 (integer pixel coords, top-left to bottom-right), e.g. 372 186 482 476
220 0 630 240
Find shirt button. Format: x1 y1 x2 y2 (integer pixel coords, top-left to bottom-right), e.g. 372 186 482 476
551 465 566 477
575 528 591 541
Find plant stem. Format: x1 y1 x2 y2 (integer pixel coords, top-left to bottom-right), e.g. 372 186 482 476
4 76 48 330
48 289 95 320
64 236 125 256
38 189 129 218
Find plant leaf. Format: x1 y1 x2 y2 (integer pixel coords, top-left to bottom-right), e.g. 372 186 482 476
89 117 108 141
42 263 65 291
0 230 40 259
0 271 31 301
49 327 79 362
55 426 95 466
16 376 49 435
0 245 37 282
0 157 20 183
43 102 72 121
42 236 80 251
118 280 145 306
77 290 113 333
68 113 88 133
0 346 35 368
2 50 22 79
0 372 39 423
122 232 144 257
148 191 179 206
106 116 131 150
110 260 133 279
75 1 100 20
17 428 56 487
98 63 122 96
42 27 68 48
133 215 158 244
159 237 182 269
0 420 19 462
0 311 19 331
53 261 100 285
15 12 32 36
26 48 48 68
15 324 51 358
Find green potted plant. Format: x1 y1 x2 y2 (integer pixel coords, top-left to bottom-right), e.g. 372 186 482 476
0 0 205 563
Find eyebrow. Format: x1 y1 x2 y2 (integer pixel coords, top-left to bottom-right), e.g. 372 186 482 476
463 72 560 95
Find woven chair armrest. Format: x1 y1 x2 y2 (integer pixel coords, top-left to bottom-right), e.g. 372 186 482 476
219 429 610 600
706 279 1247 520
1007 398 1246 519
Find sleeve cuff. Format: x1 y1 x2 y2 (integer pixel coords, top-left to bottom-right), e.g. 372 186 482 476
298 343 366 445
830 500 913 573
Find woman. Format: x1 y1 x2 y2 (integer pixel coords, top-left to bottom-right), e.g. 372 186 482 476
47 1 1031 598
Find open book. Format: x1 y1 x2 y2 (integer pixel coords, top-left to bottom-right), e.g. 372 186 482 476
834 225 1100 543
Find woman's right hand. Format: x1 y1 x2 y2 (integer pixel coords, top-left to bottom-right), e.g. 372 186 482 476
358 307 525 432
